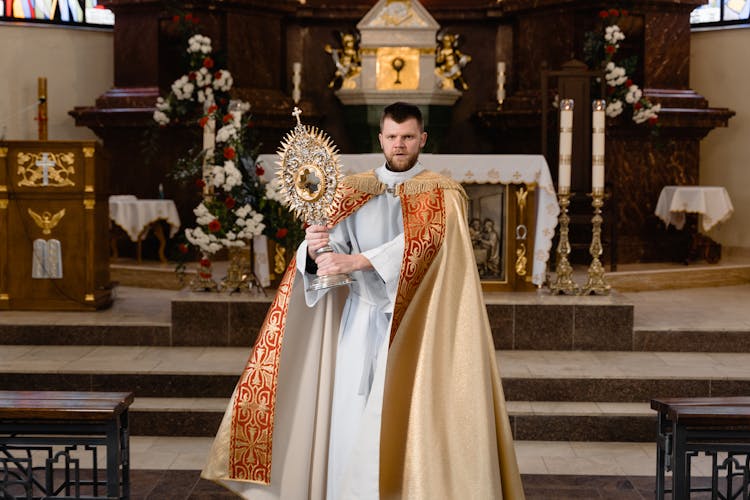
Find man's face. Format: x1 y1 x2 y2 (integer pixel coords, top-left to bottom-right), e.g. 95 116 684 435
378 117 427 172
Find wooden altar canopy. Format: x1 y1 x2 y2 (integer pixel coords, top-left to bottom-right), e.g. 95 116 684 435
0 141 112 310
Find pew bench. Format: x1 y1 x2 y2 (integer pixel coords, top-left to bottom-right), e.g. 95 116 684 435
651 396 750 500
0 391 134 499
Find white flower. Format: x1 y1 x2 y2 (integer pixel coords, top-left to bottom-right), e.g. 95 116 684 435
153 110 170 125
187 34 212 55
605 65 627 87
155 96 170 111
265 177 286 203
216 123 238 143
222 160 243 191
185 226 222 254
625 84 642 104
211 165 225 188
604 25 625 45
606 99 623 118
195 67 212 87
213 70 233 92
194 202 214 226
633 103 661 124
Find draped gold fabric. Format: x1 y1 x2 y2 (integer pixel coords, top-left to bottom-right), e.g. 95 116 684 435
203 169 524 499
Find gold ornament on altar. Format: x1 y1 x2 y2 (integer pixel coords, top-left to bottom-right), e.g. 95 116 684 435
276 107 352 291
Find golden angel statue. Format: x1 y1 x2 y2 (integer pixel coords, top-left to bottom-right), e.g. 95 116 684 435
324 32 362 90
435 31 472 91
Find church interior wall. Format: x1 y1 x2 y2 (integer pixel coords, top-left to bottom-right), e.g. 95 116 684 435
690 27 750 252
0 24 113 142
2 17 748 254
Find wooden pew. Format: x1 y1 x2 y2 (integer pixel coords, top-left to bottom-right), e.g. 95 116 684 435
0 391 134 499
651 397 750 499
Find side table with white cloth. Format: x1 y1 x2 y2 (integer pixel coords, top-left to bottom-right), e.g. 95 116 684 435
108 195 181 263
654 186 733 263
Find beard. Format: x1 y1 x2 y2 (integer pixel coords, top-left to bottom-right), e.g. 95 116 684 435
384 150 420 172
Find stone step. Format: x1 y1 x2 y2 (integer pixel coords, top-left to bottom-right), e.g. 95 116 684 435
126 397 656 442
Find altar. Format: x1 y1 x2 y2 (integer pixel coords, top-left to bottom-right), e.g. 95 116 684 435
256 153 559 289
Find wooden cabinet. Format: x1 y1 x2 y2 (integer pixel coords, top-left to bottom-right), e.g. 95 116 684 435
0 141 112 310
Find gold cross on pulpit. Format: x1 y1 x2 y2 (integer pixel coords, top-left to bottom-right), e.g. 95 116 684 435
35 153 55 186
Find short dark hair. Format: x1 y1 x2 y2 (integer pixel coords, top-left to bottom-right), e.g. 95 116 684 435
380 102 423 132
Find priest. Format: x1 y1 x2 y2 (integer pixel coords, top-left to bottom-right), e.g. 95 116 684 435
202 102 525 499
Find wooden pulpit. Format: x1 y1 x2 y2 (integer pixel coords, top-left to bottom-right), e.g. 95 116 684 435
0 140 112 310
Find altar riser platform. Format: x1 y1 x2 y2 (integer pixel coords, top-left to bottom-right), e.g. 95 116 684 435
3 311 750 353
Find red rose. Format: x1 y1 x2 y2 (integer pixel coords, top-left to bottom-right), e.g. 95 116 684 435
196 178 206 189
199 116 209 128
599 10 609 18
634 102 643 110
214 70 222 80
275 228 288 239
605 45 616 54
223 147 236 160
621 9 629 16
207 104 218 114
199 257 210 267
188 71 197 81
224 196 236 209
609 8 619 17
222 113 233 124
648 116 658 126
172 15 180 23
255 164 265 176
178 243 189 254
185 13 193 21
208 219 221 233
626 79 633 87
203 57 214 69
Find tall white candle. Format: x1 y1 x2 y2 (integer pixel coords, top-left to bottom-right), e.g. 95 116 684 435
558 99 574 191
202 117 215 196
292 62 302 104
497 61 506 105
592 99 606 191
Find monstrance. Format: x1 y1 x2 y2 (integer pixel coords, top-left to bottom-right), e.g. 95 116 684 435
277 107 353 291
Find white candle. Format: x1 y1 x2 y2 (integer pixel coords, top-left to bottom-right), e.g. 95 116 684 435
202 117 215 196
497 62 506 105
558 99 574 191
292 62 302 105
592 99 606 191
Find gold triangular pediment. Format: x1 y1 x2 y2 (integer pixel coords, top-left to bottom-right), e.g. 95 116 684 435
357 0 439 30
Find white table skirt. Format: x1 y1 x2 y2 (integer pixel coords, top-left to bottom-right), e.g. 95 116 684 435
256 153 560 286
109 196 182 241
654 186 734 232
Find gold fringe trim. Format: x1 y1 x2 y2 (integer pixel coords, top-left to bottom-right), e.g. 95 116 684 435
399 171 468 200
342 171 387 195
342 169 467 200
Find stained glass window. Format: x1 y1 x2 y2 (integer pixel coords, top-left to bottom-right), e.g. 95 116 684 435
0 0 114 27
691 0 750 27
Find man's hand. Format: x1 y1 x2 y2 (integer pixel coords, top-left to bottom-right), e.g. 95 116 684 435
315 252 372 276
306 224 331 260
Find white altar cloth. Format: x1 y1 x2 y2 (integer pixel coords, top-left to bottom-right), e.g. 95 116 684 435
655 186 734 232
108 195 182 241
256 154 560 285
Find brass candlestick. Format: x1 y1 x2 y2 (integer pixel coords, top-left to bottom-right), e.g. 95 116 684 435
581 189 611 295
549 189 580 295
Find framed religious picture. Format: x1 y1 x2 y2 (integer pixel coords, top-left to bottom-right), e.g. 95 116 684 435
465 183 507 285
464 182 537 292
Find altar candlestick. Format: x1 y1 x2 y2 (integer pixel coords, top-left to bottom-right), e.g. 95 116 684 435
497 61 506 108
558 99 574 192
38 77 48 141
592 99 606 192
292 62 302 105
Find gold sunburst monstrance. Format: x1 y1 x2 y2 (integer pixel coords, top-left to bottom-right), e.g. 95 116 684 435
276 107 342 225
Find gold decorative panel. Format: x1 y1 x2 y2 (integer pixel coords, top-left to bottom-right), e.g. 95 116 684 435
369 0 427 27
16 152 76 188
376 47 420 90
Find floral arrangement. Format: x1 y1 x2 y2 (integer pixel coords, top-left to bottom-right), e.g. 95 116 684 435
585 8 661 126
153 20 304 276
